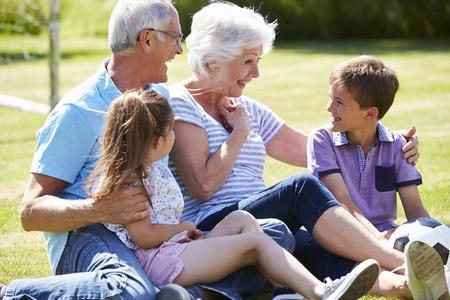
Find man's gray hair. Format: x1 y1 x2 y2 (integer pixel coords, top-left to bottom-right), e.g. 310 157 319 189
108 0 174 54
186 1 277 79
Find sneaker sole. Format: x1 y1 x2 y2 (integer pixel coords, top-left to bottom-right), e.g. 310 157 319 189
332 259 380 300
408 241 450 300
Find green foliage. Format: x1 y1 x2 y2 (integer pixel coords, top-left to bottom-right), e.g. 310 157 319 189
0 0 46 35
175 0 450 39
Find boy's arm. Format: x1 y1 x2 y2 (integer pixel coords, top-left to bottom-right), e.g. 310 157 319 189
397 185 430 221
321 173 384 239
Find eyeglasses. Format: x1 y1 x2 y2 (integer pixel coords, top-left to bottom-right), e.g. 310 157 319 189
142 28 183 45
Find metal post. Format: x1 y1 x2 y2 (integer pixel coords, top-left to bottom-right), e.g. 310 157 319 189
48 0 60 109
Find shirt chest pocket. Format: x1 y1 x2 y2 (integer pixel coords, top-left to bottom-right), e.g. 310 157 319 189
375 165 396 192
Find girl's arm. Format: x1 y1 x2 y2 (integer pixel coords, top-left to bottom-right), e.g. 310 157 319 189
321 173 383 239
125 213 200 249
398 185 430 221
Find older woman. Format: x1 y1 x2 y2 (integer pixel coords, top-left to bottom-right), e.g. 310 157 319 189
169 2 417 298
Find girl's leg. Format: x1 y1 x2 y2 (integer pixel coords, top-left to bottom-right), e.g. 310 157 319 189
206 210 262 239
236 173 404 270
174 231 323 300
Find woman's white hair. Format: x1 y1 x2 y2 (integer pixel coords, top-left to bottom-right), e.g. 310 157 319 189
186 1 277 79
108 0 174 54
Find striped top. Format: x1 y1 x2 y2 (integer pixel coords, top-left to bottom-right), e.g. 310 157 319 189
168 83 285 223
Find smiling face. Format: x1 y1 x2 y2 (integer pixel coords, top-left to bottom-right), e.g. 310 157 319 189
144 6 183 83
213 46 263 97
327 83 370 133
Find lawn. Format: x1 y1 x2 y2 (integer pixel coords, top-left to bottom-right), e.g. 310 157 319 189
0 35 449 299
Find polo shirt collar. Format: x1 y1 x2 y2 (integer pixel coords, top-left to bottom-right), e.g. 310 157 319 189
95 58 155 106
332 122 394 146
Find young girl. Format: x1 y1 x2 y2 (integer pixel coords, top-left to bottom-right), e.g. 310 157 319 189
87 89 380 300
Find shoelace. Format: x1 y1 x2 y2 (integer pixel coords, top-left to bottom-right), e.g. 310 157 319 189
323 276 344 292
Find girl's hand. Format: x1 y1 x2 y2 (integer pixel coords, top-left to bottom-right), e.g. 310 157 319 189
188 228 204 240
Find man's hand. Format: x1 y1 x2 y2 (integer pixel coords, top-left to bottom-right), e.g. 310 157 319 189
95 186 150 225
401 126 419 165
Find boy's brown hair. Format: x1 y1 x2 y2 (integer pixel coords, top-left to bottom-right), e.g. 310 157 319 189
329 55 399 119
86 89 173 200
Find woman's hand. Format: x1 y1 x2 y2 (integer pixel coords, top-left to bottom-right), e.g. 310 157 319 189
401 126 419 165
219 103 250 134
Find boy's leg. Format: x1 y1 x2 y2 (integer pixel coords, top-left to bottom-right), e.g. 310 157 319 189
4 223 156 300
235 173 404 270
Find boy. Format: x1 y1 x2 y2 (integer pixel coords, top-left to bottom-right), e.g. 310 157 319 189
307 55 448 300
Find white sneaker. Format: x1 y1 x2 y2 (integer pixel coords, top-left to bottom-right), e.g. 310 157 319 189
272 291 306 300
405 240 450 300
322 259 380 300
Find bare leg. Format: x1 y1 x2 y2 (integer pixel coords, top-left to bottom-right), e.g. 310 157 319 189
368 269 412 299
174 231 323 300
312 206 404 270
206 210 262 238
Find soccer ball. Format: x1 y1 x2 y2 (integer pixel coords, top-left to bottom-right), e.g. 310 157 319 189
388 217 450 266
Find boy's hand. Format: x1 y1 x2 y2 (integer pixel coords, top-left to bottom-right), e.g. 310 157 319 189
401 126 419 165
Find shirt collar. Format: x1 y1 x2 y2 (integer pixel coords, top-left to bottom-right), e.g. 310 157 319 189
95 58 156 105
331 122 394 146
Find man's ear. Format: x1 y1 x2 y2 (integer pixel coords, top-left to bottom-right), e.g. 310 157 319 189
366 106 379 120
137 30 153 52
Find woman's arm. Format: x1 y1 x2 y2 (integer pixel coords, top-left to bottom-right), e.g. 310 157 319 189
170 106 249 201
266 124 308 168
398 185 430 221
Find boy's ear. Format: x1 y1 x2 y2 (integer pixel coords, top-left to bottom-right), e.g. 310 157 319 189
366 107 379 120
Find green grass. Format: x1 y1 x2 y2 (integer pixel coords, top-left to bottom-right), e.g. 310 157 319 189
0 37 449 299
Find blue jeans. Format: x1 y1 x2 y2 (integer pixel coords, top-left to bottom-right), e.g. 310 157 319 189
5 223 157 300
198 174 354 285
5 221 292 300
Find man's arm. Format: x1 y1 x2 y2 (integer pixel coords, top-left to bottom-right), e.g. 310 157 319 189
20 173 150 233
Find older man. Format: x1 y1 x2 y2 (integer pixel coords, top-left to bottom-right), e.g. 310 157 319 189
2 1 183 299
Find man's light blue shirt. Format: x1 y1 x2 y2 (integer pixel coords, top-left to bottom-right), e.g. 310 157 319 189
30 58 168 273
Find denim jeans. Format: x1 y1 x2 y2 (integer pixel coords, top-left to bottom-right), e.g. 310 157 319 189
5 223 157 300
198 174 355 287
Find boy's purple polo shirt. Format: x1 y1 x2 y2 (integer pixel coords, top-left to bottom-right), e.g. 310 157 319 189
307 123 422 231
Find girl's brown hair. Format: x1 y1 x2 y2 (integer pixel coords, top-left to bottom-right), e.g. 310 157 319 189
86 89 173 200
